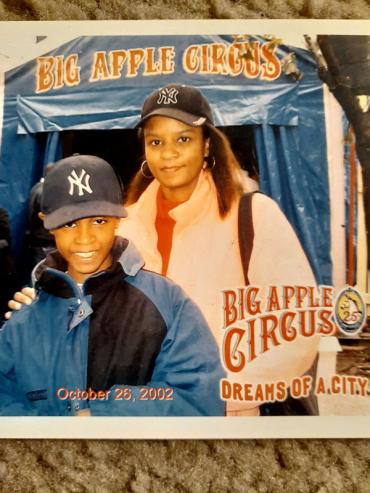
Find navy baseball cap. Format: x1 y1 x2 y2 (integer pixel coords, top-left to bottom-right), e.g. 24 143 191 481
137 84 215 128
41 155 127 230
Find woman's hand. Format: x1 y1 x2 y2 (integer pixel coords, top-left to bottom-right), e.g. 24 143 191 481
5 287 36 319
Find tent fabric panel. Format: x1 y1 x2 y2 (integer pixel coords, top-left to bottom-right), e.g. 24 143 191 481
297 83 332 285
0 102 46 256
16 83 299 134
254 83 332 285
43 131 63 166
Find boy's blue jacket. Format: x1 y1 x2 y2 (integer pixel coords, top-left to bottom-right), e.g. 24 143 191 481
0 238 225 416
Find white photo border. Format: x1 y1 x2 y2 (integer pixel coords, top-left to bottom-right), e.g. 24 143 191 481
0 19 369 439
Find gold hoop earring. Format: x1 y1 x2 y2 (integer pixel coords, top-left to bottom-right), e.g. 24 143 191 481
140 160 153 179
205 156 216 170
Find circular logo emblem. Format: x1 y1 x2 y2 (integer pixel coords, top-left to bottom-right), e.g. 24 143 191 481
334 287 366 335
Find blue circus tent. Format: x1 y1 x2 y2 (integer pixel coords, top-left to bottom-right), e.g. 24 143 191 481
0 34 331 284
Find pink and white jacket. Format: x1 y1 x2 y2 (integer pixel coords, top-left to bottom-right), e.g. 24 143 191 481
118 170 319 415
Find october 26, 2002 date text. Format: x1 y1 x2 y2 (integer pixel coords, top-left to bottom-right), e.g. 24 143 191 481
56 386 174 402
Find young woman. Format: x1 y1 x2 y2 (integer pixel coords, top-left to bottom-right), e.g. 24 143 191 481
119 84 319 416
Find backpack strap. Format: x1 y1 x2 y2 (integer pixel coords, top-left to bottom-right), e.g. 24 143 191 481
238 192 258 285
238 192 319 416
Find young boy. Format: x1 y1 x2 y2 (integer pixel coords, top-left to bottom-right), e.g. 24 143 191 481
0 155 225 416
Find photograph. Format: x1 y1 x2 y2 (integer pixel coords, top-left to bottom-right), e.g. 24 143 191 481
0 19 369 438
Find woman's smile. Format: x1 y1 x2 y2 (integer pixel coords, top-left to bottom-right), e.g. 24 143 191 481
160 164 185 173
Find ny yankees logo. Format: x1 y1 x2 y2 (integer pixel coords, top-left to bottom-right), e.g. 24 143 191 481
157 87 179 105
68 169 93 196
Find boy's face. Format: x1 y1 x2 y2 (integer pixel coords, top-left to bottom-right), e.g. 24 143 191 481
50 216 120 283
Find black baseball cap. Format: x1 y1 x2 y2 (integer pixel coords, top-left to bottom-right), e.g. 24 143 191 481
137 84 215 128
41 155 127 230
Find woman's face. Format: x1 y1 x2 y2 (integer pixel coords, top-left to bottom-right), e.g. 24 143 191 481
143 116 209 202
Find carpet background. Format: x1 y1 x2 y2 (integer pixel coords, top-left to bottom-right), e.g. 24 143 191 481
0 1 369 491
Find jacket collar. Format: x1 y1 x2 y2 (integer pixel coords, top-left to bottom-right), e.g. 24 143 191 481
32 237 144 299
133 170 219 232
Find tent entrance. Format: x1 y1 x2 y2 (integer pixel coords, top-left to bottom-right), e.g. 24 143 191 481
62 129 143 195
